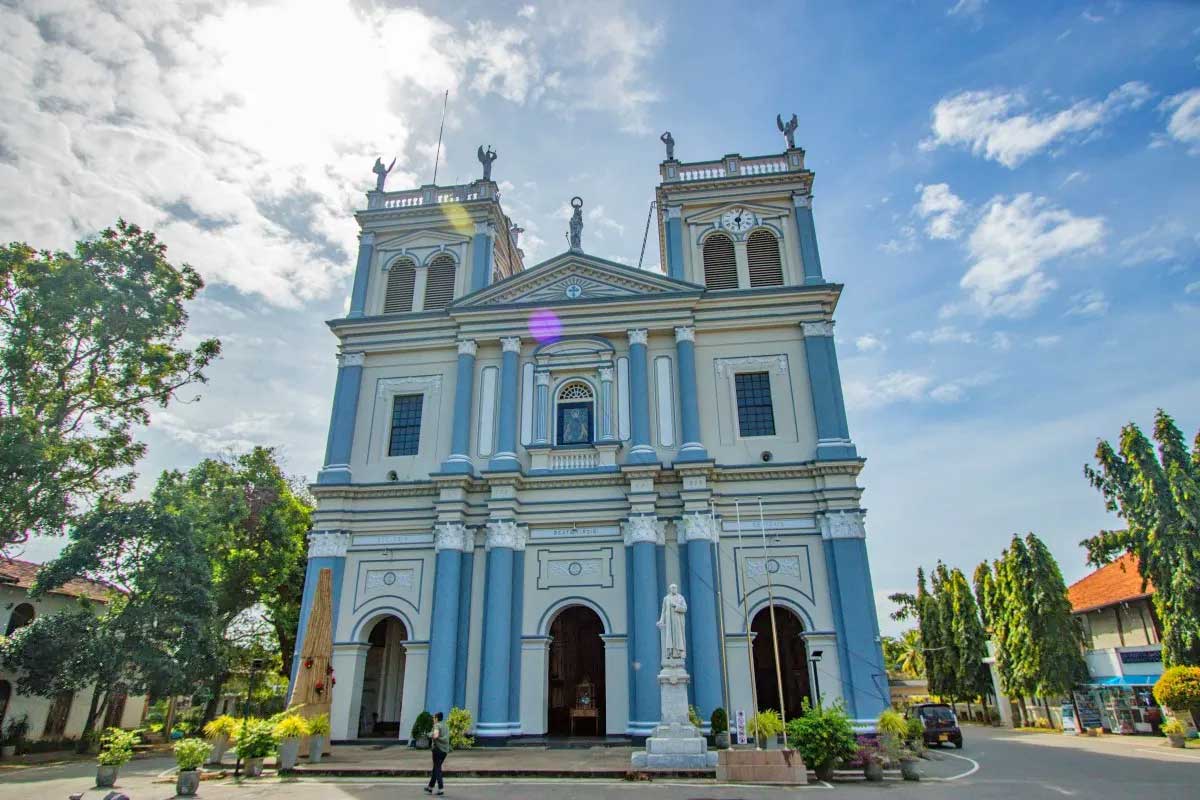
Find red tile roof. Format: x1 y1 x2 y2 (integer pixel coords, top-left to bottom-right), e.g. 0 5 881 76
0 558 123 603
1068 553 1154 614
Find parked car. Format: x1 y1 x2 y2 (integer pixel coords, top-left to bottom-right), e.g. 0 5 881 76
908 703 963 749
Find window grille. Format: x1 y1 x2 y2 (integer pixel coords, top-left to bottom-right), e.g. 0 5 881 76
423 253 456 310
734 372 776 437
703 233 738 289
388 394 424 456
383 258 416 313
558 382 594 401
747 229 783 287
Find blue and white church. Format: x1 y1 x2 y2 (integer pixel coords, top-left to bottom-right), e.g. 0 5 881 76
297 131 889 742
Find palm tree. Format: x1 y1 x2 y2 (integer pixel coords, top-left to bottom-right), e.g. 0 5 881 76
896 629 926 678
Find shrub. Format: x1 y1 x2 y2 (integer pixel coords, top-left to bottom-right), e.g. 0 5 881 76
747 709 783 742
785 702 858 771
234 719 275 760
307 714 331 737
448 707 474 750
1161 718 1187 736
876 708 908 763
710 707 728 735
97 728 139 767
688 705 703 729
411 710 433 741
3 714 30 747
174 738 212 771
203 715 239 740
272 715 309 741
1154 667 1200 715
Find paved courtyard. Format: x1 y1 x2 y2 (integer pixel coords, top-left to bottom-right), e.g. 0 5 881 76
1 726 1196 799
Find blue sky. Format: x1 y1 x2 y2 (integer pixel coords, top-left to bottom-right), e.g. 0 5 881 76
2 0 1198 634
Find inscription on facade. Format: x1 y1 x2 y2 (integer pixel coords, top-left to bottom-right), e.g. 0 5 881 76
536 547 615 589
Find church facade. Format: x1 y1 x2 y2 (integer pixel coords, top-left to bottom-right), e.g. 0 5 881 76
296 134 888 742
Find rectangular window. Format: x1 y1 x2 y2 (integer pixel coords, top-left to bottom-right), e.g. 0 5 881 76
388 394 424 456
734 372 776 437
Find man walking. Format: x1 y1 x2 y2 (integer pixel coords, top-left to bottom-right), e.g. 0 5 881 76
424 711 450 795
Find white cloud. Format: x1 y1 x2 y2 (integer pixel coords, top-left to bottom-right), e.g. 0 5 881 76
947 0 987 18
909 325 976 345
855 333 887 353
1062 170 1088 186
1159 89 1200 154
880 225 918 254
1034 335 1063 347
1186 280 1200 294
958 194 1105 317
991 331 1012 351
1119 221 1191 266
845 371 932 410
1067 289 1110 316
915 183 966 240
922 82 1154 167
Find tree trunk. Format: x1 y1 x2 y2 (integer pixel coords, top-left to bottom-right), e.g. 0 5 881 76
1041 696 1056 730
966 699 974 723
981 693 991 726
163 696 177 740
76 685 109 753
274 616 297 681
1017 697 1029 727
201 670 229 724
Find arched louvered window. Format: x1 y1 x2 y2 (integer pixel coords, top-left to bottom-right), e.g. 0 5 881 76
383 257 416 313
423 253 457 310
747 229 784 287
703 233 738 290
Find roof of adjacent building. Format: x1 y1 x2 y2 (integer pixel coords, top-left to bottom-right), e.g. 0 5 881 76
0 558 122 603
1068 552 1154 614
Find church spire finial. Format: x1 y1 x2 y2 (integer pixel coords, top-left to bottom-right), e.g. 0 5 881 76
568 196 584 252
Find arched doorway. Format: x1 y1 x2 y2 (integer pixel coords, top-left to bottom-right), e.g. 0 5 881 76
751 606 812 721
359 616 408 738
547 605 605 737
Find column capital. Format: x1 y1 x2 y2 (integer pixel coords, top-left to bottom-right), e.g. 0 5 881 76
338 351 365 368
359 230 376 245
622 515 665 546
792 192 813 209
674 326 695 343
801 321 835 338
308 530 352 558
598 366 614 382
485 519 527 550
474 221 496 236
457 339 478 356
535 370 551 386
665 205 682 219
434 522 472 552
678 512 719 544
501 336 522 353
627 329 648 346
819 510 866 540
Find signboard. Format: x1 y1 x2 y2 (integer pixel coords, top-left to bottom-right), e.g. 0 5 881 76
734 710 747 745
1119 649 1162 664
1072 691 1103 731
1061 703 1079 735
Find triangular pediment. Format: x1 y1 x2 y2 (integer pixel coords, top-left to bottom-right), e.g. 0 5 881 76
685 200 789 225
376 228 470 250
454 251 702 308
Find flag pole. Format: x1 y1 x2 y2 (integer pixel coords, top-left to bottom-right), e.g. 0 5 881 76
432 89 448 185
734 500 761 748
710 499 731 719
758 496 788 744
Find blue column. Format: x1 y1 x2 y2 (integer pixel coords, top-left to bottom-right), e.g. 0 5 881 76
664 205 685 280
802 322 857 460
682 515 722 725
488 337 522 472
288 532 350 700
425 524 466 716
507 552 525 733
792 194 825 285
348 231 375 317
440 341 477 474
626 517 661 734
673 327 708 462
477 521 521 737
453 548 475 709
626 330 657 465
821 512 887 720
317 353 364 484
471 222 495 293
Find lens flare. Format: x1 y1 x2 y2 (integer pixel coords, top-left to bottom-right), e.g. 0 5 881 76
528 308 561 342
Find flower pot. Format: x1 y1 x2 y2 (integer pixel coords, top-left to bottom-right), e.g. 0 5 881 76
1168 734 1186 749
277 737 301 770
208 733 229 765
864 759 884 782
96 764 119 787
245 757 265 777
714 731 731 750
308 735 326 763
764 733 781 750
899 757 921 781
176 768 201 796
814 760 836 782
1 745 15 759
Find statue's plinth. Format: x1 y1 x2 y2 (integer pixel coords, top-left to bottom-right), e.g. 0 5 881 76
631 662 717 770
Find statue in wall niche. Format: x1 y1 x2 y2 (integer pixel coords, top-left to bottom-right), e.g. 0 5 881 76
658 583 688 663
477 145 498 181
660 130 675 160
372 156 396 192
776 113 799 149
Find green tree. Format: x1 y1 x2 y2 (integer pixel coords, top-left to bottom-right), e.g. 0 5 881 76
1024 534 1087 710
991 536 1036 723
1083 410 1200 666
947 567 992 712
0 221 220 548
973 561 997 631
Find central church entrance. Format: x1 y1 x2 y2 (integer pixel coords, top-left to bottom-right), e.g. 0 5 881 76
751 606 812 721
547 605 605 737
359 616 407 738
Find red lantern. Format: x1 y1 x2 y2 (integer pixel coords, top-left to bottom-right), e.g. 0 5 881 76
304 657 314 669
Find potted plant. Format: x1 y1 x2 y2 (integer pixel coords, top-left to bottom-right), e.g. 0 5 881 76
747 709 784 749
173 738 211 796
202 714 238 765
273 714 309 770
1162 717 1187 749
307 713 331 763
2 714 29 758
1154 666 1200 732
448 707 475 750
898 746 922 781
95 728 138 788
711 708 730 750
904 716 926 756
410 710 433 749
234 718 275 777
858 743 884 782
785 701 858 782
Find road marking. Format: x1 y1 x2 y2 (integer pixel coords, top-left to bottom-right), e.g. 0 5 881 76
1136 747 1200 760
923 751 980 782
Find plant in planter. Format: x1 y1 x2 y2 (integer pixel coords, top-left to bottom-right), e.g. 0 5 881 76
785 701 858 782
857 743 884 782
273 714 310 770
747 709 784 749
688 705 703 730
202 715 238 765
2 714 29 758
448 707 475 750
1154 666 1200 732
173 738 212 796
234 719 275 777
1162 718 1187 749
711 708 730 749
876 708 908 766
410 710 433 749
307 713 331 763
95 728 138 788
904 716 926 756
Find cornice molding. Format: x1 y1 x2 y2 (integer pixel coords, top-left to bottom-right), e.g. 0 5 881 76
308 530 352 558
819 510 866 540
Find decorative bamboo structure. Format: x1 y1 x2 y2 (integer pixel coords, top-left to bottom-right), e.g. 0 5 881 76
292 568 334 756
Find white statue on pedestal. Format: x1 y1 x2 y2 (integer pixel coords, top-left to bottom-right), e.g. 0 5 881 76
658 583 688 663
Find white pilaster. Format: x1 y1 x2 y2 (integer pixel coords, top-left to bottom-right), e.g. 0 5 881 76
601 634 630 735
330 643 370 740
519 637 552 736
398 641 429 742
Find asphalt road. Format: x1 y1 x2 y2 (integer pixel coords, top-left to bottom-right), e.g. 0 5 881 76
1 725 1196 799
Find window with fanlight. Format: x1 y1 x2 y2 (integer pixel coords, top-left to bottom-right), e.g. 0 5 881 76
556 382 595 445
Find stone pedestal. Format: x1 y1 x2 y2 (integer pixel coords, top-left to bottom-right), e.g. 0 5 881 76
631 663 718 770
715 748 808 784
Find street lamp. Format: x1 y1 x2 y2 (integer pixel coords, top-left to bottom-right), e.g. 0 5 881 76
233 658 265 778
809 650 823 709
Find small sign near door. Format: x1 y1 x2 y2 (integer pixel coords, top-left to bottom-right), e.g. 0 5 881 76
735 710 747 745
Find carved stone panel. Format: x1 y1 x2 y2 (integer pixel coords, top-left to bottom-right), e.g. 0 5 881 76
535 547 615 590
353 558 425 612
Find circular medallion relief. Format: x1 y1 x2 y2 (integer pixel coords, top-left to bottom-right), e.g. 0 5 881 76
766 558 781 574
383 571 397 586
564 283 583 299
567 561 583 576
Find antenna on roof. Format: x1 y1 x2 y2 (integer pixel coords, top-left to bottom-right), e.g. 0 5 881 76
432 90 449 185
